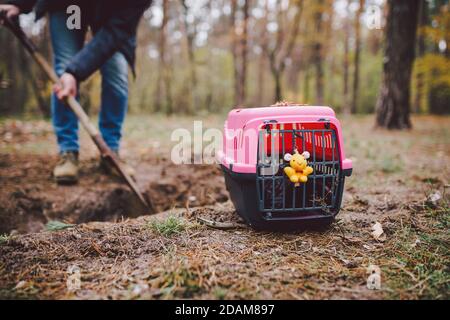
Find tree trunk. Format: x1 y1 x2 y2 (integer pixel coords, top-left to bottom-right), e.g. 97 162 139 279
413 0 427 113
286 47 303 95
274 70 282 102
231 0 240 106
180 0 197 114
11 40 27 115
155 0 172 114
28 73 50 118
256 1 268 105
313 0 324 105
303 68 310 103
351 0 364 113
231 0 249 106
238 0 249 106
263 0 303 102
375 0 420 129
205 0 214 112
343 1 351 114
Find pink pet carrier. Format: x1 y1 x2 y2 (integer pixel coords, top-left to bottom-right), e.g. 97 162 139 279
218 105 352 231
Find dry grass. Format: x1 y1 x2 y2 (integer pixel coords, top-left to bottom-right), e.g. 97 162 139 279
0 114 449 299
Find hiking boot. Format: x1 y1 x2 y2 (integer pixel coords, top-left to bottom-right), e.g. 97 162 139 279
53 151 79 184
100 152 136 181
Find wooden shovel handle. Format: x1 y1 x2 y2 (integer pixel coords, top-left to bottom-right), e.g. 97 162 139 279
1 13 153 212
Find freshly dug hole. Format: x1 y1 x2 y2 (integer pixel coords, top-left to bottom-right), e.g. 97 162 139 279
50 187 148 223
0 191 47 234
0 154 229 234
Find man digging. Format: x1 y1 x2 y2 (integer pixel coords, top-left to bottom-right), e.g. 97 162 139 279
0 0 152 184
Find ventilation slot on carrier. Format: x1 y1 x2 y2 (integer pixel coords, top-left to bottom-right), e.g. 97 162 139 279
256 123 343 219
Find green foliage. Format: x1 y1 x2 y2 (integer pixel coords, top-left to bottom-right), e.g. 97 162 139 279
422 9 450 44
379 155 403 174
45 220 76 231
359 51 383 114
428 81 450 114
414 53 450 114
213 286 228 299
157 261 201 298
148 216 187 237
0 234 10 244
385 200 450 299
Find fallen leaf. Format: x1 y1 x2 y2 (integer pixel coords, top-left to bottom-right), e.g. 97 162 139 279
426 191 442 207
46 220 76 231
341 258 358 268
367 273 381 290
420 177 441 184
366 264 381 290
371 221 386 242
132 283 149 296
367 264 381 275
410 238 421 248
14 280 27 290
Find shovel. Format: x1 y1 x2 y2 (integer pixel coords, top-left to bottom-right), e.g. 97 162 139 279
1 13 154 213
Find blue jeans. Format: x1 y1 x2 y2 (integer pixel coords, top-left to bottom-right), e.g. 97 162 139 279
49 12 128 153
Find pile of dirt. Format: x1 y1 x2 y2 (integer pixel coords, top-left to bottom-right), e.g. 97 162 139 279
0 190 47 234
146 163 229 212
0 153 229 234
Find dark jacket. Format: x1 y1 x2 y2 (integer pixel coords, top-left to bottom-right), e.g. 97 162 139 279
8 0 152 81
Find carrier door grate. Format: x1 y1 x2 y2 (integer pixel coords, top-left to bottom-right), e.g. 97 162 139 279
256 125 342 216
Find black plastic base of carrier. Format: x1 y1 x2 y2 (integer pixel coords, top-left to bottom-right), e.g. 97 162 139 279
221 165 337 232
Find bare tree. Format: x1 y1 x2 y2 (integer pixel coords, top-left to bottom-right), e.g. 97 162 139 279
239 0 249 106
256 0 269 105
375 0 420 129
343 0 351 113
413 0 428 113
351 0 365 113
231 0 250 106
19 42 50 117
262 0 303 102
312 0 324 105
179 0 198 114
155 0 173 114
204 0 214 112
231 0 239 105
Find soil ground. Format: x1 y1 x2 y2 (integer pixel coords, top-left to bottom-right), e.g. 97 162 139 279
0 114 448 299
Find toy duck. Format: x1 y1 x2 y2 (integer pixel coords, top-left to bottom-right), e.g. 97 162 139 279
283 150 314 186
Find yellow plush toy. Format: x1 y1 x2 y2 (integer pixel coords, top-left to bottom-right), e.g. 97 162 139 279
283 150 314 186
